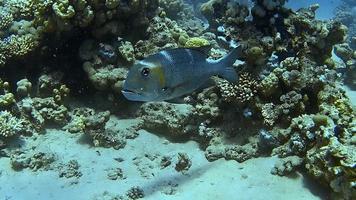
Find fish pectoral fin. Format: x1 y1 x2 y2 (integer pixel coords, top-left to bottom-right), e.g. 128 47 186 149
166 97 186 104
163 81 190 96
171 81 190 91
163 82 190 103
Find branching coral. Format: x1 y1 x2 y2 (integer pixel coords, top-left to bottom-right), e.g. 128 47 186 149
0 111 28 137
215 72 259 104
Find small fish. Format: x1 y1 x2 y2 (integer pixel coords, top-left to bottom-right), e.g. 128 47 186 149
122 46 244 101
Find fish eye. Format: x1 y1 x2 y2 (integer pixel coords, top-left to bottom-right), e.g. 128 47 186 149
141 68 150 77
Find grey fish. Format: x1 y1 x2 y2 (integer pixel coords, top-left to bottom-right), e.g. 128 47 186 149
121 46 244 101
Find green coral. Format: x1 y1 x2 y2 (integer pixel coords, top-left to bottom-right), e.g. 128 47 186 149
105 0 120 9
259 72 280 97
52 0 75 20
246 45 266 66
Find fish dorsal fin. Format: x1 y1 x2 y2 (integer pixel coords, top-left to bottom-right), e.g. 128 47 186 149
161 45 212 60
162 45 211 56
166 46 210 62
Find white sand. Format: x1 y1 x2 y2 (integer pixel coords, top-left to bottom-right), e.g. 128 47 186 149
0 118 328 200
344 86 356 106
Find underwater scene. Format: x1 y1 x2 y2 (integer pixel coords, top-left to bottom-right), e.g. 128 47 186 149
0 0 355 199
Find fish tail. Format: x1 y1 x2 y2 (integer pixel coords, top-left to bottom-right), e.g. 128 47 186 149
215 45 245 82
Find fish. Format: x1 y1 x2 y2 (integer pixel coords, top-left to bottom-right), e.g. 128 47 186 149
121 45 245 102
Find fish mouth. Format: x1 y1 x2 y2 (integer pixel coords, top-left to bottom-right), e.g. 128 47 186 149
121 89 138 95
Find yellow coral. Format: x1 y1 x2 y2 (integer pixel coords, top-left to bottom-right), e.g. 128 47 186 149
53 84 70 103
64 115 85 133
334 99 353 116
184 37 210 48
0 93 15 107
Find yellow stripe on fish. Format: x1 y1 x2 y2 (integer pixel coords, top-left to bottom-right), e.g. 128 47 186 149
149 63 166 87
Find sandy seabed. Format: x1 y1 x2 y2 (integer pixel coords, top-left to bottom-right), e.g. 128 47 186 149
0 117 330 200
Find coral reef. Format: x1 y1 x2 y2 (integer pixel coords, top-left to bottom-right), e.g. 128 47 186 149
0 78 71 135
205 135 259 163
106 167 126 181
10 150 56 171
271 156 304 176
280 5 347 64
159 0 206 36
58 160 82 179
81 110 127 149
138 102 195 137
0 0 159 67
305 137 356 199
200 0 249 30
80 40 129 92
126 186 145 200
0 1 354 199
214 73 259 104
